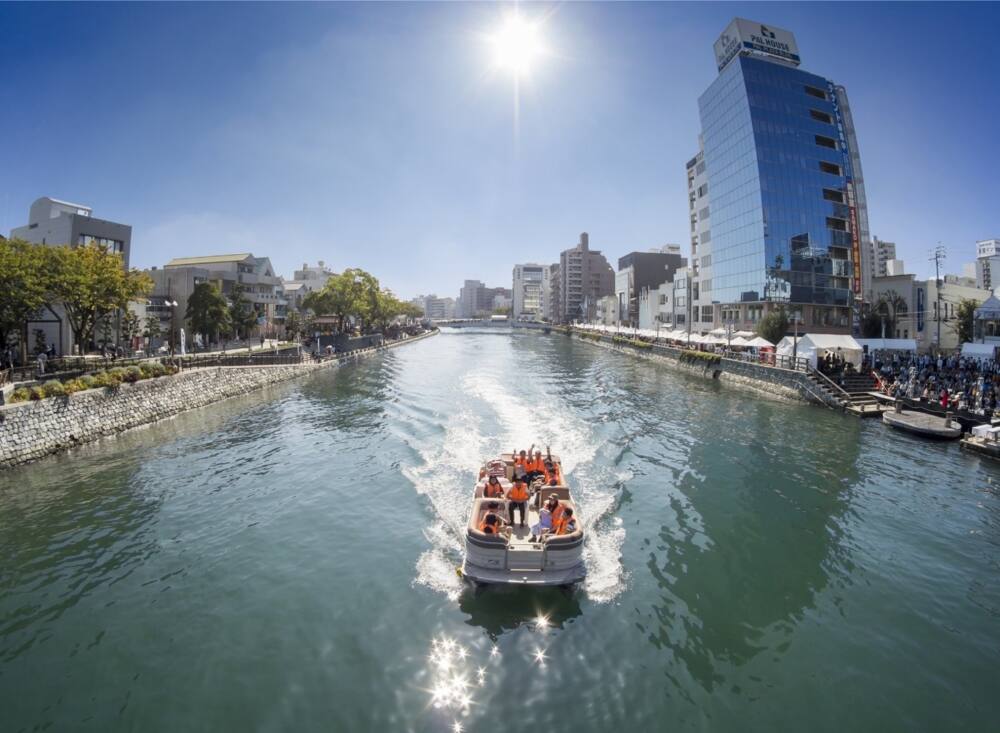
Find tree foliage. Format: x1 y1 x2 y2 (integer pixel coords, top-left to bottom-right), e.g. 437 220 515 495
954 298 979 345
284 309 302 339
228 282 257 339
302 268 421 334
186 282 230 344
756 308 789 345
0 238 51 356
47 243 152 353
121 310 141 345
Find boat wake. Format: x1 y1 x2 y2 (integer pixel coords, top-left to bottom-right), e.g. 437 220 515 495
402 369 627 603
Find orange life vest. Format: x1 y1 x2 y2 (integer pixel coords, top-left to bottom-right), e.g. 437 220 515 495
479 515 501 534
528 457 544 472
553 514 576 535
484 481 504 498
508 481 529 502
551 503 565 525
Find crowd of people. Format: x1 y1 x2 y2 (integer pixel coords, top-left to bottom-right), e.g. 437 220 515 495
871 351 999 417
476 445 578 541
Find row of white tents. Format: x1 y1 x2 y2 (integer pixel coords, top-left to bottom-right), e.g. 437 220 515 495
575 323 776 348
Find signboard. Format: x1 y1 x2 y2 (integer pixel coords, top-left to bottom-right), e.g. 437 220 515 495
714 18 801 72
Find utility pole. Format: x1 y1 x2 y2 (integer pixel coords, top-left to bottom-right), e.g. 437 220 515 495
930 244 946 352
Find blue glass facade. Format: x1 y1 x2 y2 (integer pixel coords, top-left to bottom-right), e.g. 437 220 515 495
698 56 855 327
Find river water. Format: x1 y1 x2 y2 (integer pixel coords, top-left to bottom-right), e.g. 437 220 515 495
1 330 998 731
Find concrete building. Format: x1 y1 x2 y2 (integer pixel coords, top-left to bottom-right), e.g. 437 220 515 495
410 294 455 320
687 148 714 333
545 263 561 322
872 237 896 279
616 246 686 327
976 239 1000 291
689 18 871 337
558 233 614 323
283 261 336 311
457 280 511 318
10 197 133 355
595 295 619 325
150 253 287 348
870 273 991 351
884 259 906 276
512 264 549 321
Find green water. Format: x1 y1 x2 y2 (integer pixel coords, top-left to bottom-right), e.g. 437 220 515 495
1 331 998 731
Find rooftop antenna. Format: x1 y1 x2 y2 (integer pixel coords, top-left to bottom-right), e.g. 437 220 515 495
930 243 946 351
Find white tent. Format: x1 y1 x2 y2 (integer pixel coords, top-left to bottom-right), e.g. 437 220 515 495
709 327 727 337
745 336 774 348
734 330 755 339
855 338 917 352
776 333 863 368
729 336 750 347
961 342 997 358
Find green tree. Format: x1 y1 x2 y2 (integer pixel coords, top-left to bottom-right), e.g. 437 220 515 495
860 310 883 338
143 314 162 353
228 282 257 340
302 269 370 334
284 309 302 339
186 283 230 345
953 298 979 345
121 310 141 346
33 328 47 355
47 243 152 354
756 308 789 345
0 238 50 362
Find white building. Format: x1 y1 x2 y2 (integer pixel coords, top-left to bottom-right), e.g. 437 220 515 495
872 236 897 279
410 294 455 320
686 147 714 332
512 264 549 321
976 239 1000 291
595 295 618 326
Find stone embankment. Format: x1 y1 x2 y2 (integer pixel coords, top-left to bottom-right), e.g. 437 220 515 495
568 329 840 408
0 330 437 469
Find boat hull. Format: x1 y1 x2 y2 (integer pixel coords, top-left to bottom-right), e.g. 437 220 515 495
882 411 962 440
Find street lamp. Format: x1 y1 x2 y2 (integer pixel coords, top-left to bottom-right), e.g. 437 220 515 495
166 300 178 356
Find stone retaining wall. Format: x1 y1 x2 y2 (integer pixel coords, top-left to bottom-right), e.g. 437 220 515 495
0 329 437 469
569 331 839 408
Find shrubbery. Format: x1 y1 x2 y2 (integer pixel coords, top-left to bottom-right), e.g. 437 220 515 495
5 360 178 404
679 349 721 366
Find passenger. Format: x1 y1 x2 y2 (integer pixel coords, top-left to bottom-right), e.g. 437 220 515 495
548 493 565 525
507 477 530 527
529 497 557 542
552 507 577 536
479 502 509 537
542 458 563 485
484 475 504 498
526 449 546 481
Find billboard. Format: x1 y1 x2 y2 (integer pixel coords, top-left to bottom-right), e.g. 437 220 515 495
714 18 801 72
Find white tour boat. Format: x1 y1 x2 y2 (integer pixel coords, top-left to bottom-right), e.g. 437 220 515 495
459 451 585 587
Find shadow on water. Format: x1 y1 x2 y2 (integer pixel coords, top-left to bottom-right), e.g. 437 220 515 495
457 584 583 639
641 399 862 694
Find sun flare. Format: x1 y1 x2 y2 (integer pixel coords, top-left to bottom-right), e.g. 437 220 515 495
490 13 545 75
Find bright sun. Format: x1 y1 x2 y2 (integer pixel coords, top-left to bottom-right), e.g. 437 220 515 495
489 13 544 75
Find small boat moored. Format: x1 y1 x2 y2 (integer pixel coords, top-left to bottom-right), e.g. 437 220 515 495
460 450 585 587
882 404 962 440
960 421 1000 459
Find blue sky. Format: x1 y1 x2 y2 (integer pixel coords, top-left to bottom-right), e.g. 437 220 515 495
2 1 998 299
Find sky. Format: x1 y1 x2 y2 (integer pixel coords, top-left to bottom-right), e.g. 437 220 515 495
2 1 998 299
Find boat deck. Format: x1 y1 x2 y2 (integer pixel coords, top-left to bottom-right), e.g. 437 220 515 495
883 409 962 439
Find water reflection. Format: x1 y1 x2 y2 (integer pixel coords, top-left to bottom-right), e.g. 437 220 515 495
458 586 582 638
641 401 861 691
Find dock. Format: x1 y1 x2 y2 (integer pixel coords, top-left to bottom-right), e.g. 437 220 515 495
882 408 962 440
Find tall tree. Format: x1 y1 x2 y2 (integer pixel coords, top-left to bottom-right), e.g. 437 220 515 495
228 282 257 340
284 309 302 340
953 298 980 345
302 269 368 334
143 313 162 352
121 310 141 346
47 243 152 354
0 238 50 361
874 290 907 338
186 282 230 345
756 308 789 345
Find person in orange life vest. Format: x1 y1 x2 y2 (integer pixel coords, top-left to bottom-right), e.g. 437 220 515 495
548 493 566 526
484 475 504 499
542 458 563 485
551 507 577 536
530 496 558 542
506 477 530 527
479 502 508 536
525 449 545 482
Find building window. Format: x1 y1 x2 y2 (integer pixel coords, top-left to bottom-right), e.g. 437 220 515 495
823 188 845 203
701 279 711 292
701 254 712 267
697 184 708 198
700 230 711 243
805 85 827 99
701 306 713 321
815 134 837 149
810 109 833 124
826 217 848 231
699 206 710 220
819 161 842 176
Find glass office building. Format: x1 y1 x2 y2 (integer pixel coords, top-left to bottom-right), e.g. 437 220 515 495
692 19 869 333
